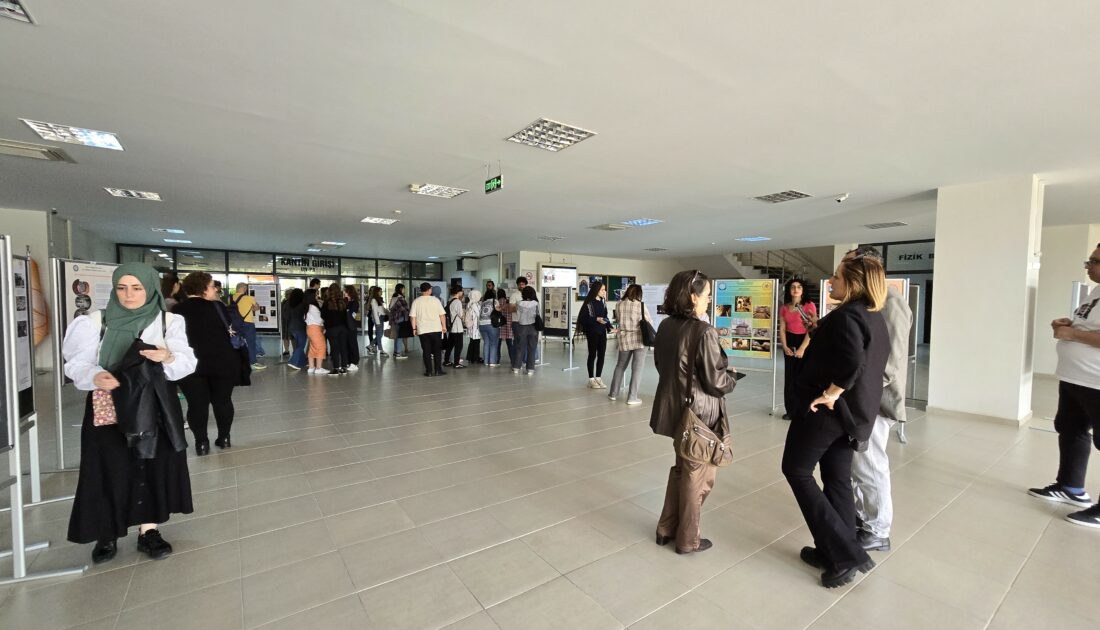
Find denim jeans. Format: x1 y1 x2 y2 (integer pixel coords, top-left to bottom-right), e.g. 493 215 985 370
608 348 646 401
240 321 258 364
395 335 408 354
512 324 538 370
289 329 308 368
480 324 500 364
372 324 385 352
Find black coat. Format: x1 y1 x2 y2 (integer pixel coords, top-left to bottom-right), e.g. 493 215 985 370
577 300 612 337
111 340 188 459
173 297 245 384
793 299 890 442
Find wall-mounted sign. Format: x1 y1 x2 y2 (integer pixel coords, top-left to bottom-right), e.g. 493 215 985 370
485 175 502 194
884 241 934 273
276 255 339 274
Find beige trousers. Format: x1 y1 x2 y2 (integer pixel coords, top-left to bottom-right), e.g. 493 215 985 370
656 452 718 552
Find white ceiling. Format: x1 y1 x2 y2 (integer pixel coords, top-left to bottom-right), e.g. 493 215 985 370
1 1 1099 261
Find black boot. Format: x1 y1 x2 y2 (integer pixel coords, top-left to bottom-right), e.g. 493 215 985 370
214 435 231 449
195 438 210 456
92 539 117 564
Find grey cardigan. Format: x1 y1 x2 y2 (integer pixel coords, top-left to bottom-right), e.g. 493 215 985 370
880 288 912 423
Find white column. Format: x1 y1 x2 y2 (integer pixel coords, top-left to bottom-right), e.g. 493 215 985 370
831 244 858 272
928 175 1044 423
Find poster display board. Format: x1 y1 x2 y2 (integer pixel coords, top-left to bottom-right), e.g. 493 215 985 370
539 264 577 289
12 256 34 419
59 260 117 333
641 284 669 329
713 279 775 358
576 273 604 300
1 238 13 450
250 283 279 330
542 287 572 337
606 275 637 301
820 277 910 317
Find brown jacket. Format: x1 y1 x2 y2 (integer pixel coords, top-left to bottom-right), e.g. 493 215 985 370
649 316 738 438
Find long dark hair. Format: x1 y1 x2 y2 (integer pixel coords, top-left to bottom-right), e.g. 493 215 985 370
663 270 709 318
324 283 346 310
521 285 537 301
580 281 605 312
286 288 305 308
304 288 319 309
393 283 405 298
783 278 805 306
344 284 359 304
370 286 384 306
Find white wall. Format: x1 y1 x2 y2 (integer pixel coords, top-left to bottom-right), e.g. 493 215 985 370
1034 224 1100 374
517 250 685 299
1 207 55 369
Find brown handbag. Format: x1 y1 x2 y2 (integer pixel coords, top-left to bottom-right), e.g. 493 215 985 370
675 324 733 467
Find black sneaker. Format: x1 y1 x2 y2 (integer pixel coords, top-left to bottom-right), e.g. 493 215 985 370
1066 504 1100 529
137 529 173 560
1028 483 1093 508
92 539 117 564
857 530 891 552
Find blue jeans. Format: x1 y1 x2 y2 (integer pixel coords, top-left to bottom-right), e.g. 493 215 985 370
395 335 407 354
373 324 385 352
480 324 500 364
289 329 308 368
240 321 259 364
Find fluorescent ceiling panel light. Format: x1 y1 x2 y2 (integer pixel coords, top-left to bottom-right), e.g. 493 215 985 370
306 248 326 253
506 118 597 152
864 221 909 229
148 249 161 253
588 223 632 231
320 241 346 246
0 138 74 162
538 235 565 241
163 238 192 244
150 227 185 234
410 183 468 199
427 256 440 260
105 188 161 200
735 236 772 242
0 0 33 23
21 118 123 150
459 251 477 256
753 190 812 203
361 216 400 225
619 218 663 227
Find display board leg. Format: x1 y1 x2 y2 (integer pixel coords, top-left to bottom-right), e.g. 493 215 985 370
27 416 41 503
561 339 580 372
536 335 550 368
896 423 908 444
770 281 780 416
50 257 69 471
0 540 50 559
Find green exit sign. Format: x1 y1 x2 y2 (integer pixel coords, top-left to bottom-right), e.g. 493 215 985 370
485 175 502 194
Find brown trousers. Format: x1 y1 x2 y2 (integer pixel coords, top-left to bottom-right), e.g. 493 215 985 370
656 452 718 552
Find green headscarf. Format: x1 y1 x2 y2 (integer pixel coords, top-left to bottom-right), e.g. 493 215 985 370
99 263 166 370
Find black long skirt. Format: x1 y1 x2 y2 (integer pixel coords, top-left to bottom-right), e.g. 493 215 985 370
67 393 194 544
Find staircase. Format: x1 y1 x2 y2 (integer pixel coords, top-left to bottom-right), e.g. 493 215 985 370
733 249 831 304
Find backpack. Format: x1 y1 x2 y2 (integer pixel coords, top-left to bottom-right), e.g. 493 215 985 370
229 295 249 331
446 298 463 332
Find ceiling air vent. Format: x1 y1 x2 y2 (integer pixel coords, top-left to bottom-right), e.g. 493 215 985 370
754 190 812 204
0 138 75 163
864 221 909 230
644 247 669 252
589 224 632 232
538 236 565 241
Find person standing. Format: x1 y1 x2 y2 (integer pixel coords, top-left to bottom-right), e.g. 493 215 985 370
365 285 380 354
231 283 265 370
411 282 447 376
1029 243 1100 528
651 270 738 555
479 290 501 367
284 288 308 370
389 284 413 359
464 289 483 365
160 272 183 312
779 278 818 420
609 284 651 405
443 286 467 368
173 272 245 455
511 286 540 375
783 253 890 588
577 281 612 388
368 286 388 356
508 276 540 365
304 289 329 375
321 283 350 375
497 288 514 365
844 248 912 552
344 285 361 371
61 263 197 563
280 288 292 358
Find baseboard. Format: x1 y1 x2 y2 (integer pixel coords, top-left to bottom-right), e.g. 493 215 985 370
925 405 1032 427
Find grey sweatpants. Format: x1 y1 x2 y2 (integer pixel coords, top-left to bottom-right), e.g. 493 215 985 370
851 415 896 537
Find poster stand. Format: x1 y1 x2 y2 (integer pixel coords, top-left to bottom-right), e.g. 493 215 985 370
539 286 577 372
360 283 370 356
710 279 781 416
0 236 86 585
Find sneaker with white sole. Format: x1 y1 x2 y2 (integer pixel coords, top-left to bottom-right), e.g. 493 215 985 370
313 367 330 375
626 398 643 406
288 363 301 371
595 377 607 389
608 394 617 401
512 368 521 374
252 363 267 370
347 364 359 372
588 378 599 389
307 368 316 374
1028 483 1093 508
1066 504 1100 529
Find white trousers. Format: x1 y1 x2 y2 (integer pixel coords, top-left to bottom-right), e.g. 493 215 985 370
851 414 896 537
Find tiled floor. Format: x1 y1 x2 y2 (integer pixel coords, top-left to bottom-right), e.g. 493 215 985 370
1 340 1098 629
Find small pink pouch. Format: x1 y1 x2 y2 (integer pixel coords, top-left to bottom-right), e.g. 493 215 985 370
92 389 118 426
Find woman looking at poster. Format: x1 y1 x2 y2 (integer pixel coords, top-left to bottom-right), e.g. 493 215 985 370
389 284 413 359
609 284 651 404
577 281 613 388
61 263 198 564
779 278 817 420
321 283 350 375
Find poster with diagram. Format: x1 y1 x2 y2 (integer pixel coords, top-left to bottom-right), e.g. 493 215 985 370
606 275 637 302
60 260 118 334
250 283 279 330
713 279 775 358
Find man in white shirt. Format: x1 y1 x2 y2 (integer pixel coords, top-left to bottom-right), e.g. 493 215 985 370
411 282 447 377
1029 243 1100 529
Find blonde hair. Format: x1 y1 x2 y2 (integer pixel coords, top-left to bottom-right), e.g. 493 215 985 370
837 256 887 312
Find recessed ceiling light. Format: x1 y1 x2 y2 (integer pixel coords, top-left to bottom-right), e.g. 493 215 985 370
150 227 185 234
21 119 123 150
163 238 192 244
0 1 33 23
620 218 663 227
148 249 161 253
0 138 74 162
106 188 161 200
157 253 169 258
361 216 400 225
427 256 440 260
320 241 347 246
538 236 566 241
306 248 325 253
506 118 597 152
735 236 772 242
753 190 812 204
410 183 468 199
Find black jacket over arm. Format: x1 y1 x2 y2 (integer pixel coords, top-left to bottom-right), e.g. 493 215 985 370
172 298 243 384
793 299 890 442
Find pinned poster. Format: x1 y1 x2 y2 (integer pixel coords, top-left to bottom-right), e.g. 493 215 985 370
250 283 279 330
713 279 775 358
821 277 909 316
12 256 35 418
641 284 669 329
541 286 572 337
60 260 118 334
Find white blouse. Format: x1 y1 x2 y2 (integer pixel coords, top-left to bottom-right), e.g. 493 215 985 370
305 304 323 326
62 311 198 391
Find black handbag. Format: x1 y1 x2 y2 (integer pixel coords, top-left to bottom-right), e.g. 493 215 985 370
640 307 657 347
534 311 544 332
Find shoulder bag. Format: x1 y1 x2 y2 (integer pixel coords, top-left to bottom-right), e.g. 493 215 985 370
675 323 733 467
640 304 657 347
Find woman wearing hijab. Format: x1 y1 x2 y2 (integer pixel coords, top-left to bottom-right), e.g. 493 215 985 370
61 263 197 564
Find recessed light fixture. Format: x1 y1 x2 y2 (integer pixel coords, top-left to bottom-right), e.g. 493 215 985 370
506 118 597 152
21 119 123 150
0 138 74 162
735 236 772 242
410 183 468 199
538 236 566 241
427 256 440 260
753 190 812 204
320 241 347 246
361 216 400 225
157 253 169 258
150 227 185 234
306 248 326 253
0 0 34 23
163 238 192 244
620 218 663 227
864 221 909 230
106 188 161 200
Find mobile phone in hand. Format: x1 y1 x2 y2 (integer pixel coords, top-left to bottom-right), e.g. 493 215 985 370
733 371 747 381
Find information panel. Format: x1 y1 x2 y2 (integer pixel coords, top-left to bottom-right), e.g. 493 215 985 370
250 283 279 330
641 284 669 329
1 238 12 449
606 275 637 302
60 260 117 334
12 256 34 418
713 279 775 358
542 287 572 337
539 265 577 289
820 277 909 317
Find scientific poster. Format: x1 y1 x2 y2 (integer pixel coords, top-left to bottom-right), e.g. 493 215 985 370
539 265 577 289
642 284 669 329
606 275 637 301
713 279 775 358
820 277 908 316
12 257 32 394
542 286 571 336
61 261 118 333
250 283 279 330
577 274 605 300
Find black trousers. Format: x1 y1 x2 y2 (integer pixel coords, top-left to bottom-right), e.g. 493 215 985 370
179 374 236 441
587 334 607 378
326 327 349 369
783 332 806 415
366 317 375 345
443 332 464 364
466 338 481 363
419 332 444 374
781 409 871 571
346 325 360 364
1055 380 1100 489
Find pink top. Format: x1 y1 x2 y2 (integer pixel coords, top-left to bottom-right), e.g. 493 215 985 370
780 301 817 335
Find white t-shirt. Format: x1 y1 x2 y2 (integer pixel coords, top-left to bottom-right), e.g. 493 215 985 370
305 304 323 326
1056 285 1100 390
410 294 446 334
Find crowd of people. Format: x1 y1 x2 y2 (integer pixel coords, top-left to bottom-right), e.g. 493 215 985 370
56 243 1100 587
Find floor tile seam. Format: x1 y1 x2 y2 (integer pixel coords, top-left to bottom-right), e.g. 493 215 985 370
372 391 571 417
244 591 356 630
357 392 596 429
17 555 138 594
980 517 1056 630
446 550 563 611
121 571 243 613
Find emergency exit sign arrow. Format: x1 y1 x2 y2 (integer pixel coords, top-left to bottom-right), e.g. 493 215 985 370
485 175 502 194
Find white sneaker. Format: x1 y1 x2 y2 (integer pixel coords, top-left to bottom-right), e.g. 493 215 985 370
626 398 643 406
347 364 359 372
588 378 599 389
288 363 301 371
595 377 607 389
608 394 617 401
525 369 534 376
512 368 521 374
307 368 316 374
313 367 330 375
